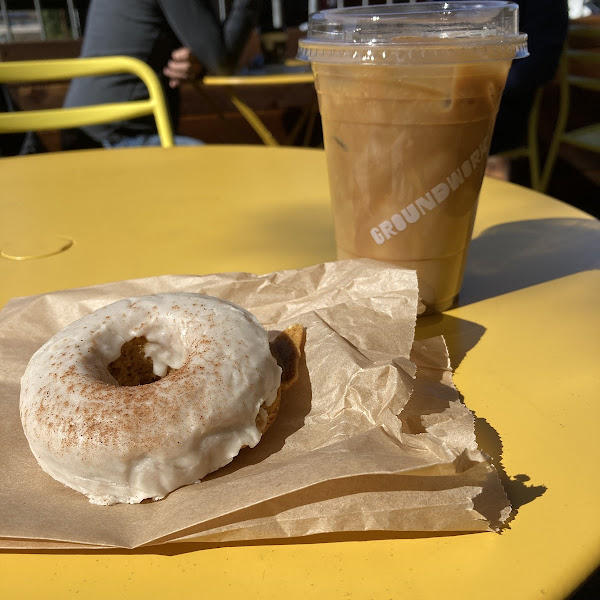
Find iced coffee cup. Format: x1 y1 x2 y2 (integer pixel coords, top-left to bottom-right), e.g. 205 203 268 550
298 2 527 313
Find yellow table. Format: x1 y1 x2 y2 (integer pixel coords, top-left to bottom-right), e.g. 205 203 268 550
1 146 599 600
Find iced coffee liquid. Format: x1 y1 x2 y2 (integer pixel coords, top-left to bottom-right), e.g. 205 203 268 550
314 58 511 311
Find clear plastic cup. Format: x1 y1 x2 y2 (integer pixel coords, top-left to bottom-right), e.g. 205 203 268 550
298 1 528 313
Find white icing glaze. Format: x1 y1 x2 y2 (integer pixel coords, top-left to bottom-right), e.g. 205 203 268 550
19 293 282 505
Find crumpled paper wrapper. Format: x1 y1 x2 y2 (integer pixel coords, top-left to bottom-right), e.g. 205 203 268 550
0 259 510 550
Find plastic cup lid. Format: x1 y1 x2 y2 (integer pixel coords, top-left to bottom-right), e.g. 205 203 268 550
298 1 528 65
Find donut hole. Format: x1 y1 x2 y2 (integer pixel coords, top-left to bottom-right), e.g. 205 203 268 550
107 336 171 386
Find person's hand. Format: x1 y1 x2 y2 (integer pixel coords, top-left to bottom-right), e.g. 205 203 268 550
163 47 204 88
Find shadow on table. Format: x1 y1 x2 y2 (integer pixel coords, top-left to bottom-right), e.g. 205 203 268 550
474 417 546 528
460 218 600 307
415 312 486 370
415 313 547 528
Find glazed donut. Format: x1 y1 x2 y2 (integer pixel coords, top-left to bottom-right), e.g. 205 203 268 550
19 293 284 505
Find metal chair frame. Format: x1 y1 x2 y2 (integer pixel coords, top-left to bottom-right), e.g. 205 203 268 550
0 55 174 147
539 36 600 192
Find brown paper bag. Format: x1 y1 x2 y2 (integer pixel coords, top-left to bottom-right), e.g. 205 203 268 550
0 260 509 549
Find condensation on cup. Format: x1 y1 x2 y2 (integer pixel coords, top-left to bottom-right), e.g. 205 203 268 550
298 1 528 313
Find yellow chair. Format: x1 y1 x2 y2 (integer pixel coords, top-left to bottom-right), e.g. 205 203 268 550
539 25 600 192
0 56 174 148
200 66 316 147
494 85 545 191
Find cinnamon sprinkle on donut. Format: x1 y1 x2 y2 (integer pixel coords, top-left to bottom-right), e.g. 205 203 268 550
20 293 289 505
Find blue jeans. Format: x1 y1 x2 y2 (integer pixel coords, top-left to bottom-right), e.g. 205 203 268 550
102 134 203 148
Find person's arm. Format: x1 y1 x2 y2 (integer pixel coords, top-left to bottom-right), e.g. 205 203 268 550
157 0 258 75
222 0 260 69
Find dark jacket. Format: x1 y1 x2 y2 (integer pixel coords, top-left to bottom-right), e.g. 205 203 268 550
63 0 257 144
